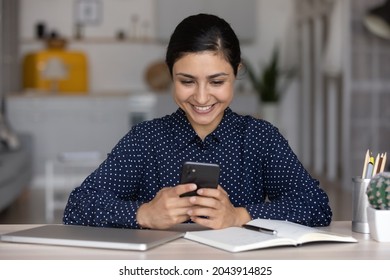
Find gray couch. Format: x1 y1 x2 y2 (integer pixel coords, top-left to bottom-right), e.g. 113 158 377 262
0 134 32 212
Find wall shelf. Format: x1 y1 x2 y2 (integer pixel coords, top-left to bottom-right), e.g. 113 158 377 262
21 37 160 45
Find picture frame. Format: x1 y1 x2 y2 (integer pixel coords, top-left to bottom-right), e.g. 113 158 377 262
74 0 102 25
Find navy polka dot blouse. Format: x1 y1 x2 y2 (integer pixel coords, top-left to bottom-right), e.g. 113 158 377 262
63 108 332 228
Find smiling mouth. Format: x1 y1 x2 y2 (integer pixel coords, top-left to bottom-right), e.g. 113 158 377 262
192 104 215 113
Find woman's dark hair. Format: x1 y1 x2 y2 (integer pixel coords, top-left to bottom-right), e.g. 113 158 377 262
165 13 241 76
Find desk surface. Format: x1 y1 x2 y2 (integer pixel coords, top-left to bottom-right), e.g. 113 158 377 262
0 222 389 260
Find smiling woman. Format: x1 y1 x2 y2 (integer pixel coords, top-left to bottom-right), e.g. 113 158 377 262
172 53 235 140
63 13 332 231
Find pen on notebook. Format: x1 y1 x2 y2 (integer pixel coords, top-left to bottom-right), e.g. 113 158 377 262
242 224 277 235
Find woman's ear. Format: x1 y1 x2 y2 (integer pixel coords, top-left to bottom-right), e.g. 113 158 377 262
236 62 244 78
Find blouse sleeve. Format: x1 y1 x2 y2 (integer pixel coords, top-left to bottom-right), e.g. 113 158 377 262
245 124 333 227
62 126 145 228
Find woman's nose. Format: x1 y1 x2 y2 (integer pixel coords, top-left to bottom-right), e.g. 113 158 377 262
193 84 209 104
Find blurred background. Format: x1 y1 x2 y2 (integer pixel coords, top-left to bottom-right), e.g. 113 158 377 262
0 0 389 224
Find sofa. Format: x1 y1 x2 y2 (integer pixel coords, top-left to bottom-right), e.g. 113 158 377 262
0 134 32 212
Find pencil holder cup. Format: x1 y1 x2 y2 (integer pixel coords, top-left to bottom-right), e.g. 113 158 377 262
352 177 370 233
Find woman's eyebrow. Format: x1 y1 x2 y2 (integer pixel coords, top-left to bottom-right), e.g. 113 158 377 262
208 72 229 79
175 72 229 79
175 73 194 78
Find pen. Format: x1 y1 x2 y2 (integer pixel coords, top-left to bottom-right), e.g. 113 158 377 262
242 224 277 235
365 155 375 179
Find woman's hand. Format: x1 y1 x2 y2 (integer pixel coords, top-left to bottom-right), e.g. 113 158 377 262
136 183 197 229
187 186 251 229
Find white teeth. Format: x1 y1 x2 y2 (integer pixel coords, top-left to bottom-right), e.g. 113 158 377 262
194 105 212 111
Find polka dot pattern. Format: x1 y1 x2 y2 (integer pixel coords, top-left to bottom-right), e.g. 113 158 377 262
63 108 332 228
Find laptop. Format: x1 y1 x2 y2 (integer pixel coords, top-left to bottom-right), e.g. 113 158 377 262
0 224 184 251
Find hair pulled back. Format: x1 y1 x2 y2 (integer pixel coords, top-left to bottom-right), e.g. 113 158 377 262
165 14 241 76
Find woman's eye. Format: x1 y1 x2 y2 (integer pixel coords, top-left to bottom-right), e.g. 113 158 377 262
180 80 194 85
210 80 224 86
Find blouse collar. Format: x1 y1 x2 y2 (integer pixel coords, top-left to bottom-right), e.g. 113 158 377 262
171 107 238 151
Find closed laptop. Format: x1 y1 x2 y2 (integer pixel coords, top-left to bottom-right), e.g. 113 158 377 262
0 224 183 251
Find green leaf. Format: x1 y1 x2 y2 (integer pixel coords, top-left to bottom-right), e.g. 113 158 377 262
244 47 295 103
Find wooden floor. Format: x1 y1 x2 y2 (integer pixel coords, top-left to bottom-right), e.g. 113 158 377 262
0 176 352 224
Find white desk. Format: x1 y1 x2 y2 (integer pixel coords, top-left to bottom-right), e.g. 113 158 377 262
0 222 389 260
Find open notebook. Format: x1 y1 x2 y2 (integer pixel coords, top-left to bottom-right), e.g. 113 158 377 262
184 219 357 252
0 224 184 251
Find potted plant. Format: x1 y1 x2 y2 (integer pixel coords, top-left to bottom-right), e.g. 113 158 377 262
245 47 295 126
366 172 390 242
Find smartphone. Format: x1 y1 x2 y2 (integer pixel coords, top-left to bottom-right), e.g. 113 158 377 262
179 162 220 197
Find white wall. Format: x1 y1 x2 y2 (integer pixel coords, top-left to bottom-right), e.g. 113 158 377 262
241 0 300 154
19 0 296 91
18 0 300 153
